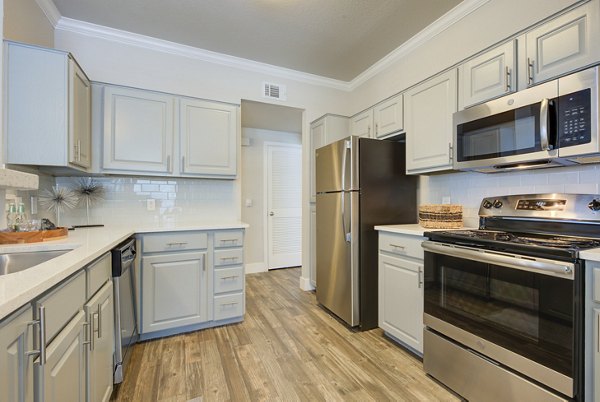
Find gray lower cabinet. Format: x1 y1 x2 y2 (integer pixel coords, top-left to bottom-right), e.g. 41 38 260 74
141 251 208 333
41 311 87 402
378 231 425 354
0 305 34 402
84 281 114 402
138 229 245 339
585 262 600 401
0 253 114 402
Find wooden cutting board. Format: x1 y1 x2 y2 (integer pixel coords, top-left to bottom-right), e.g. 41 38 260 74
0 227 68 244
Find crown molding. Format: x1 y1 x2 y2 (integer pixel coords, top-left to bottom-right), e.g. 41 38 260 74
54 17 351 91
348 0 491 90
35 0 61 27
40 0 490 92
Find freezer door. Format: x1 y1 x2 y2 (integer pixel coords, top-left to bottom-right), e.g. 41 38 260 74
315 136 359 193
316 191 359 326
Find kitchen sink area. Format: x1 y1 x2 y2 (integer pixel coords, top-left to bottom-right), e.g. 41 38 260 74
0 249 72 275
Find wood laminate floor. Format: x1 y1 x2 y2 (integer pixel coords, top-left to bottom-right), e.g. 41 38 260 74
111 267 459 401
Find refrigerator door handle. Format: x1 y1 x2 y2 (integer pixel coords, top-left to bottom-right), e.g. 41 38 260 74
341 192 350 242
341 139 350 191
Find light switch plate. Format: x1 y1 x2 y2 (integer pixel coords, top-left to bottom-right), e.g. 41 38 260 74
442 196 451 204
146 199 156 211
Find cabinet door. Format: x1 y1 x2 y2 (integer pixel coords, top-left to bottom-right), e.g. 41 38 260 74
595 308 600 402
405 69 457 174
0 306 34 402
350 109 374 138
42 311 86 402
84 281 114 402
310 119 327 202
310 203 316 288
526 1 600 85
374 94 403 138
459 40 516 109
69 59 92 168
378 254 423 353
180 99 237 177
103 86 174 174
141 251 208 333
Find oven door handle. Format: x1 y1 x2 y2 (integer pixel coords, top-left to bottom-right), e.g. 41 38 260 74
421 241 574 279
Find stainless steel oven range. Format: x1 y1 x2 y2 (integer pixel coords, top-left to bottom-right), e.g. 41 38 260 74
423 193 600 402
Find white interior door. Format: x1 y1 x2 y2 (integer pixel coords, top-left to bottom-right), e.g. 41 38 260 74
265 143 302 270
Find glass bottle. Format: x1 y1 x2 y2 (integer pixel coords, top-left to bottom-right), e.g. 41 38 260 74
7 203 16 231
15 203 26 231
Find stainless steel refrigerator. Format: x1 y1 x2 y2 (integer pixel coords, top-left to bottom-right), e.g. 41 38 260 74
315 136 417 330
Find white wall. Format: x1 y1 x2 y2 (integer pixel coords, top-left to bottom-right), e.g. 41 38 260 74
241 128 302 272
4 0 53 47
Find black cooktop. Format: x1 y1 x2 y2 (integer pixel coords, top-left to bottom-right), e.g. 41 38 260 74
425 229 600 260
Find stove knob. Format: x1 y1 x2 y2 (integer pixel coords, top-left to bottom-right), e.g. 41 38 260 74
588 199 600 211
493 200 503 209
482 200 493 209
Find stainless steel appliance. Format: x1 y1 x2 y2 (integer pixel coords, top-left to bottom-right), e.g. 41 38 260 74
315 136 417 330
422 193 600 401
111 237 138 384
453 66 599 172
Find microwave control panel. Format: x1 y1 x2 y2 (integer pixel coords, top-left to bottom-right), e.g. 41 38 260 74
558 88 591 147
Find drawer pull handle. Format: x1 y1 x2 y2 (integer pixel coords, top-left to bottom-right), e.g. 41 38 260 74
221 275 239 280
389 244 406 250
26 305 46 365
222 302 239 307
220 239 238 243
221 257 238 261
166 242 188 247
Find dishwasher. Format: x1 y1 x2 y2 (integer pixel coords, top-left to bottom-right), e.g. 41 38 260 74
111 237 139 384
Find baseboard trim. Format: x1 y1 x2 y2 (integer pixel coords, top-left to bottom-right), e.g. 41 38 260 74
299 276 315 291
245 262 267 274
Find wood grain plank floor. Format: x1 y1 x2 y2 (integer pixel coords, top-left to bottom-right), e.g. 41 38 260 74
111 267 459 402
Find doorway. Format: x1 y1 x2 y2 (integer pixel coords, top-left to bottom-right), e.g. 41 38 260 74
240 100 303 273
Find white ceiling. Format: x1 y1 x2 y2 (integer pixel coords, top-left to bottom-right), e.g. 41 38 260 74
50 0 462 81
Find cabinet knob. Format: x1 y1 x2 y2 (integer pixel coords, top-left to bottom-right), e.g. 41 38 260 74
269 212 274 216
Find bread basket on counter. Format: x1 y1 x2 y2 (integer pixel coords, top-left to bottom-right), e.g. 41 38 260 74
418 204 463 229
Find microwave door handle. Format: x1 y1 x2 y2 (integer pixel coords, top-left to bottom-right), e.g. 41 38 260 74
540 98 551 151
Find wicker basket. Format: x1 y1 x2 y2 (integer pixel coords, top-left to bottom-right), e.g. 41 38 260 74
418 204 463 229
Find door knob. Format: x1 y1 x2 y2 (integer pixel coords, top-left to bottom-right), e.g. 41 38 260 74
269 212 274 216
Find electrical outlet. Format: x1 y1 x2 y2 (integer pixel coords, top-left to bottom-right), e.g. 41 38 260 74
442 196 451 205
146 199 156 211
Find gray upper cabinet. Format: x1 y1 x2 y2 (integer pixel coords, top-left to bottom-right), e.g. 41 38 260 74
405 69 457 174
4 41 91 171
350 109 374 138
103 85 175 175
101 84 239 178
459 40 517 109
525 1 600 86
179 98 238 178
373 93 403 138
0 306 34 402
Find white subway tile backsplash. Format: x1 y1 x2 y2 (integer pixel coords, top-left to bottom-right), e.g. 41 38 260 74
54 176 240 227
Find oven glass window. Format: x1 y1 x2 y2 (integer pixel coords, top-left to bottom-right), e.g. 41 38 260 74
424 252 573 376
456 103 542 162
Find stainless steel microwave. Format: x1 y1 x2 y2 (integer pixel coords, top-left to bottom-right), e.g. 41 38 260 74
453 66 599 172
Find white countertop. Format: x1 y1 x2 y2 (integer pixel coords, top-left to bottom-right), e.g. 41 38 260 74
0 221 248 321
374 223 475 237
580 248 600 262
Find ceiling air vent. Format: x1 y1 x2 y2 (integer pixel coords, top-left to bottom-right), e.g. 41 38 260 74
263 82 286 101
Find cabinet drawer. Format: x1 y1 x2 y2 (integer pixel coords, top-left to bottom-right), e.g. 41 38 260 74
379 232 425 260
86 253 111 299
34 270 86 343
214 267 244 294
142 232 208 253
214 293 244 321
214 230 244 248
214 248 243 266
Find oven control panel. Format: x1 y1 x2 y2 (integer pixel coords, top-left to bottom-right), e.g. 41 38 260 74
479 193 600 220
516 199 566 211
